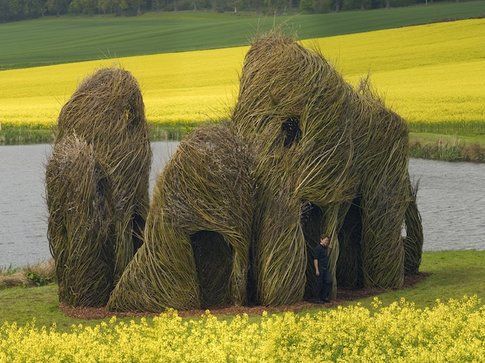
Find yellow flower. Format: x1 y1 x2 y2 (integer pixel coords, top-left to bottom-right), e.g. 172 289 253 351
0 296 483 362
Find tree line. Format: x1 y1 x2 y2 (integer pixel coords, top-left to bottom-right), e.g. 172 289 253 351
0 0 447 23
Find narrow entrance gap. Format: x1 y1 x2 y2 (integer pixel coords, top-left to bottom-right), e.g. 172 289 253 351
131 213 145 253
190 230 234 308
300 202 325 300
337 196 364 289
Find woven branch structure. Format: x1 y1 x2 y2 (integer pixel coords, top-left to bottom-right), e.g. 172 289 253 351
46 136 114 306
46 68 151 307
107 123 255 311
230 33 420 304
47 34 423 311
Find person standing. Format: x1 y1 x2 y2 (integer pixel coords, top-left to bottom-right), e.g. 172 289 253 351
313 235 332 303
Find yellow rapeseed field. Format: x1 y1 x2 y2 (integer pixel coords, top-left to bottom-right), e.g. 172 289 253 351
0 19 484 128
0 296 483 362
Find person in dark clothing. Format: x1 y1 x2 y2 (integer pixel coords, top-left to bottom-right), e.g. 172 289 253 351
313 235 332 303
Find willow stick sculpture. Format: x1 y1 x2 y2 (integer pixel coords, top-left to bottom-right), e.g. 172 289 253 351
231 33 421 303
47 33 423 311
46 68 151 306
107 124 255 311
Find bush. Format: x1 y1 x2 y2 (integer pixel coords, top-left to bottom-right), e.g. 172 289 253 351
24 260 56 287
0 260 55 289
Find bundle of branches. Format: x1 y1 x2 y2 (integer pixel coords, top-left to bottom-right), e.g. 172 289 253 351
46 136 114 306
231 32 423 305
108 123 255 312
404 182 424 275
46 68 151 306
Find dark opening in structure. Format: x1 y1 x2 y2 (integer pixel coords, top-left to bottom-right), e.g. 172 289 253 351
127 96 141 131
337 196 364 288
190 230 234 309
300 202 324 300
281 117 301 147
131 213 145 253
245 203 264 306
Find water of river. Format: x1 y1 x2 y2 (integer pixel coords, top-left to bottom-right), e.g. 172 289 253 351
1 142 484 267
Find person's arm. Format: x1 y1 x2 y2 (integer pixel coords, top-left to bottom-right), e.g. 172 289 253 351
314 259 319 276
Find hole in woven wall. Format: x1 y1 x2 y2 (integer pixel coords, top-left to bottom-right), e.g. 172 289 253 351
337 196 364 289
126 94 141 131
300 201 325 300
93 164 111 222
281 116 301 148
190 230 234 309
94 165 109 203
131 212 145 254
246 234 257 306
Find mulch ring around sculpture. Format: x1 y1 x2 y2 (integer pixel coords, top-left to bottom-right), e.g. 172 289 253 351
60 272 430 320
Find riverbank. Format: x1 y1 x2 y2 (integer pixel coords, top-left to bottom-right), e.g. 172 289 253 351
0 260 55 289
409 133 485 162
0 250 483 329
1 123 484 162
0 121 202 145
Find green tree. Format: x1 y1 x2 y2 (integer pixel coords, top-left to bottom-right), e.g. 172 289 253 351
26 0 47 16
312 0 331 12
343 0 370 9
46 0 69 15
210 0 224 11
99 0 115 13
299 0 313 12
264 0 286 13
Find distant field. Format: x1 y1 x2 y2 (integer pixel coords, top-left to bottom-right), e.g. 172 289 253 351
1 19 484 141
0 1 484 69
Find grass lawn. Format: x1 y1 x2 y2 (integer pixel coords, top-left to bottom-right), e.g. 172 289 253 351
337 250 485 308
0 1 484 70
1 250 483 330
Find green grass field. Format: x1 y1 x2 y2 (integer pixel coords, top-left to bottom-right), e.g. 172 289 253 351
1 251 483 330
1 1 484 69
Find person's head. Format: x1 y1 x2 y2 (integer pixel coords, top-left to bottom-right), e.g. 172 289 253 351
320 235 330 247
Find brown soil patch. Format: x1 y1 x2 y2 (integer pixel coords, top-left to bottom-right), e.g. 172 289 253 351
60 272 429 320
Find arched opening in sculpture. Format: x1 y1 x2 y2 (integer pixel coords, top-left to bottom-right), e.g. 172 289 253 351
131 213 145 253
300 202 325 300
337 196 364 288
190 230 234 308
